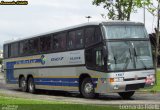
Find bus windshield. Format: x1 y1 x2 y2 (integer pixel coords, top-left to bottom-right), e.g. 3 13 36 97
107 41 154 71
104 25 147 39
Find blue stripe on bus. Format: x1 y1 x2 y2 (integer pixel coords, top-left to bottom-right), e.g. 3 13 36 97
34 78 79 82
35 81 79 87
34 78 98 87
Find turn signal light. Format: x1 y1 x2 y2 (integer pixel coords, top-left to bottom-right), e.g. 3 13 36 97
109 78 114 83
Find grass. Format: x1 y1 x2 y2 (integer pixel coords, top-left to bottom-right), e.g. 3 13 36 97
151 70 160 91
142 70 160 92
0 95 118 110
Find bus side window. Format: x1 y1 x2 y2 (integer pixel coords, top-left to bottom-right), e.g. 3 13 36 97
4 44 9 58
85 27 95 47
76 29 84 49
94 27 102 43
10 43 19 57
28 38 39 54
40 35 51 53
68 31 76 50
20 40 28 55
68 29 84 50
52 33 66 52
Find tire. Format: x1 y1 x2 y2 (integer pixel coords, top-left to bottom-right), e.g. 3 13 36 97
118 91 135 99
19 77 27 92
80 78 95 98
28 77 36 94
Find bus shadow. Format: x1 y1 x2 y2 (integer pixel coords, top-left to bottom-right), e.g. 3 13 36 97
24 89 135 101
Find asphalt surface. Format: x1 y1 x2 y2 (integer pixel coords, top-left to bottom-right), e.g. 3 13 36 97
0 72 160 105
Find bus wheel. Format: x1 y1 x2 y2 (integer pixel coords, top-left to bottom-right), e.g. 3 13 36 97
118 91 135 99
80 78 95 98
28 77 36 94
19 77 27 92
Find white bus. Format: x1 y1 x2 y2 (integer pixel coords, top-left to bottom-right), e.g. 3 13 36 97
3 21 155 99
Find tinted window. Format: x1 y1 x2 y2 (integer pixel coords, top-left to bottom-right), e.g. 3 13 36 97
40 35 51 52
10 43 19 57
86 45 104 71
28 38 39 54
68 31 76 49
20 40 28 55
4 45 8 58
85 27 102 47
85 48 94 68
20 38 39 55
94 27 102 43
68 29 84 50
85 27 95 46
76 29 84 48
52 33 66 51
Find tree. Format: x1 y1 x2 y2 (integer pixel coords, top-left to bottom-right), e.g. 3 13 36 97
92 0 156 20
0 58 2 65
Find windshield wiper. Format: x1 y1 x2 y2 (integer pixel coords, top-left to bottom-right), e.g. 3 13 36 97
114 56 117 64
123 48 132 70
134 48 147 69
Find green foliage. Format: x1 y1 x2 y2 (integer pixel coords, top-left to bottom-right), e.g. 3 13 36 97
92 0 156 20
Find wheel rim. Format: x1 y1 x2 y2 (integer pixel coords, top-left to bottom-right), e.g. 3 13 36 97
84 82 93 94
21 79 26 88
29 81 33 92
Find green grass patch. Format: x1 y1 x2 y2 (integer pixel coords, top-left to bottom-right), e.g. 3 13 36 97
0 95 118 110
142 70 160 92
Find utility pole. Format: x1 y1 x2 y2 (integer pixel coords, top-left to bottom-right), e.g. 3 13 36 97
86 16 92 22
155 0 160 83
143 6 145 26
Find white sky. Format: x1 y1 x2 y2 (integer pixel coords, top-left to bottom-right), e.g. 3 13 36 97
0 0 158 49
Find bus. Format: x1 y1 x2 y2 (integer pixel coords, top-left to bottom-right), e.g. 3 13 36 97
3 21 155 99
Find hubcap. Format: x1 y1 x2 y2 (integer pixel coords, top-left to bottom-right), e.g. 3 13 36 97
84 83 93 94
29 81 33 91
21 80 26 88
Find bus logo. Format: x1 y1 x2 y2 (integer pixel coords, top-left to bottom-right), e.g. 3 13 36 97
41 55 46 65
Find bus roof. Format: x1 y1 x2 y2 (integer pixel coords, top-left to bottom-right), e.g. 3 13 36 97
4 21 144 44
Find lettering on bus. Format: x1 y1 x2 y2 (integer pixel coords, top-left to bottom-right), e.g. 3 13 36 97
115 73 124 77
51 57 64 61
15 59 41 65
70 57 81 60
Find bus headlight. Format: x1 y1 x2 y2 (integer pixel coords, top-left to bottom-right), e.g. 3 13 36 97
110 77 124 83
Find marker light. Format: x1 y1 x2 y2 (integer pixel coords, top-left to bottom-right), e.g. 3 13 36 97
145 75 155 85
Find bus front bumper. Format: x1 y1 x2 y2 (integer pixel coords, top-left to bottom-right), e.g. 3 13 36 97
108 79 155 93
95 73 155 93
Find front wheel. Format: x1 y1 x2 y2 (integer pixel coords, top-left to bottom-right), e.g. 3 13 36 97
80 78 96 98
28 77 36 94
118 91 135 99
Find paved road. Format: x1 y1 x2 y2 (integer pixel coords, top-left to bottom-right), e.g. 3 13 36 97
0 72 160 105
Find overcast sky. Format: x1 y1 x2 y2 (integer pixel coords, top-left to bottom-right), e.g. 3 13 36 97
0 0 158 49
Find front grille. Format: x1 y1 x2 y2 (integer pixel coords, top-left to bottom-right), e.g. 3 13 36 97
124 77 146 81
125 83 145 91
